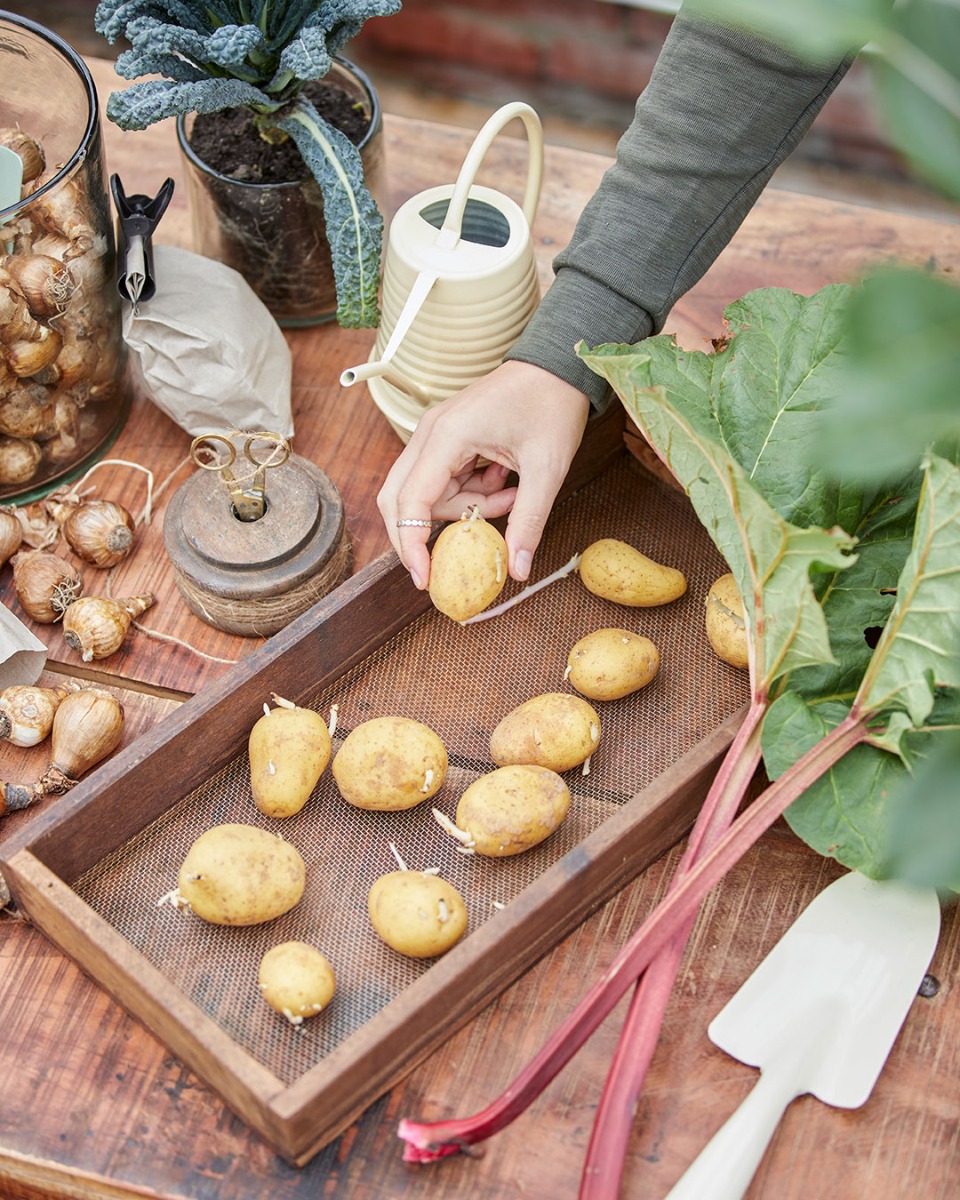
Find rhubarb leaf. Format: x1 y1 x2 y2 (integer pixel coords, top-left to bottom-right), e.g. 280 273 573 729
578 341 857 691
762 455 960 879
858 453 960 730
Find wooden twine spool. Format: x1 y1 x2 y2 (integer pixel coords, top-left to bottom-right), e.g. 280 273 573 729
162 452 350 637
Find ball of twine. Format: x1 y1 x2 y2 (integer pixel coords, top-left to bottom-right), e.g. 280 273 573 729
172 523 352 638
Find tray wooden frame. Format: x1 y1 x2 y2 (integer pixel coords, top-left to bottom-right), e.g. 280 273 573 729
0 408 746 1166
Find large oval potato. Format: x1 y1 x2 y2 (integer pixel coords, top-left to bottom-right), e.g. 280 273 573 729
368 870 468 958
578 538 687 607
176 823 306 925
490 692 601 773
454 763 571 856
258 940 336 1025
332 715 448 810
705 572 750 669
248 695 331 818
428 508 507 621
566 628 660 701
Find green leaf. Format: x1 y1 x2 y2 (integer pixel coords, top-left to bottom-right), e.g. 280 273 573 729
858 454 960 728
273 95 383 327
816 269 960 479
638 286 866 531
578 341 856 691
872 0 960 200
762 691 905 876
105 76 272 128
682 0 888 62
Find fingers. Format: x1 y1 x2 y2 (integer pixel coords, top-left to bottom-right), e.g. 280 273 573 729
377 362 591 589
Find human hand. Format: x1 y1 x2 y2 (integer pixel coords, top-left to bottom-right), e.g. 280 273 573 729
377 360 591 590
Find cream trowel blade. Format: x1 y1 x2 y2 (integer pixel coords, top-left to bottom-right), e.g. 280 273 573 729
665 870 940 1200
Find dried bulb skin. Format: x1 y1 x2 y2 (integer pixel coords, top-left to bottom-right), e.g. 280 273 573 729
2 255 76 320
0 506 23 566
61 593 155 662
0 435 42 486
0 128 45 183
43 686 125 786
12 549 83 622
0 682 77 747
58 499 135 568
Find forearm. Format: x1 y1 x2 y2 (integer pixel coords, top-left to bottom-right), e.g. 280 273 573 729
507 6 856 405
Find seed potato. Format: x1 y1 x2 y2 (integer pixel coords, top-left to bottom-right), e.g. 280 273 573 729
566 628 660 701
490 692 601 773
258 940 336 1025
248 695 332 818
705 572 750 669
368 870 468 958
332 715 448 810
176 823 306 925
428 508 507 621
578 538 687 607
454 763 571 856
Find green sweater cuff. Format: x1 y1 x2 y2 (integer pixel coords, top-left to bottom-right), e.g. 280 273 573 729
505 270 654 409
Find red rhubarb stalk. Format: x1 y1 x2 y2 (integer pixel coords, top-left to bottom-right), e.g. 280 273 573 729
578 705 766 1199
398 710 869 1163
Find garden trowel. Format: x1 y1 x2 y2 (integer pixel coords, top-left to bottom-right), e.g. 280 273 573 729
665 869 940 1200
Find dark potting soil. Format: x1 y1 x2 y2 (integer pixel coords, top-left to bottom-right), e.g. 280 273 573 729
189 80 371 185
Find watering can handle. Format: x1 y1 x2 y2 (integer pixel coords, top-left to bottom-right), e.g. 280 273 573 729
440 101 544 242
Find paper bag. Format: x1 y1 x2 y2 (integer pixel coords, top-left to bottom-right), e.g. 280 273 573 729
0 602 46 689
123 244 294 438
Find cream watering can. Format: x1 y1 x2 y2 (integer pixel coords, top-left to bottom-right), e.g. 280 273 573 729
340 101 544 442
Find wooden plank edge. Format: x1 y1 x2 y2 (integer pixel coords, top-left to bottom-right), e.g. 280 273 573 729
1 847 296 1154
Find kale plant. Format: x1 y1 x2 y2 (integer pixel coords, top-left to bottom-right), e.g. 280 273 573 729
95 0 401 328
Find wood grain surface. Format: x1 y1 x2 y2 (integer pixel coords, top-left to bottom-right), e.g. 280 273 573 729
0 53 957 1200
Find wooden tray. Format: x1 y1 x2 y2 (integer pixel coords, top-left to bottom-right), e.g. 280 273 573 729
0 409 749 1166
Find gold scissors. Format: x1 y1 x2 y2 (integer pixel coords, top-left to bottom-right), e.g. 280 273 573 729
190 431 290 522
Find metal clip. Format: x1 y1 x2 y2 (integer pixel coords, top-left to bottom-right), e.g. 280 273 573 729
111 174 175 311
189 432 290 522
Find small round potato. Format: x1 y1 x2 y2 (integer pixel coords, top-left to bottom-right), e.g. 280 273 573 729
258 941 336 1025
248 696 332 818
578 538 687 607
368 870 468 958
705 572 750 669
176 823 306 926
490 692 601 773
428 508 508 621
332 715 448 810
455 763 571 856
566 628 660 701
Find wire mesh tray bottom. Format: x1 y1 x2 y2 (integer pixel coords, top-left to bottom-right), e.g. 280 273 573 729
73 457 747 1087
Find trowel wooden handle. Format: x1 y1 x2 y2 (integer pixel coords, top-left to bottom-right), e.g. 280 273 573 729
664 1065 802 1200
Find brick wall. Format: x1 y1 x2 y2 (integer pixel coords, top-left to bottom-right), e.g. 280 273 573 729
351 0 901 177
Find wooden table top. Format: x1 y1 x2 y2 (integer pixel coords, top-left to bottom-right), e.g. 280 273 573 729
0 54 958 1200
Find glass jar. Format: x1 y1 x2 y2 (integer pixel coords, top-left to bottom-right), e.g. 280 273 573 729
177 58 386 327
0 11 131 504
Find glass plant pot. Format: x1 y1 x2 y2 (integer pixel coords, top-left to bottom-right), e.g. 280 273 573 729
0 11 131 503
177 58 386 328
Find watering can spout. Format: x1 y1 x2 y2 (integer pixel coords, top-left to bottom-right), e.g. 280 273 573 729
340 268 439 389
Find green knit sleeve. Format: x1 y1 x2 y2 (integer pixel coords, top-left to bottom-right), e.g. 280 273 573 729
506 6 855 407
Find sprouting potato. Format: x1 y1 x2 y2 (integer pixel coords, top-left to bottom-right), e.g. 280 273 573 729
578 538 687 607
174 823 306 925
566 628 660 701
705 572 750 669
258 940 336 1025
248 694 332 818
428 507 507 621
490 692 601 773
368 869 468 958
332 715 448 810
448 763 571 856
